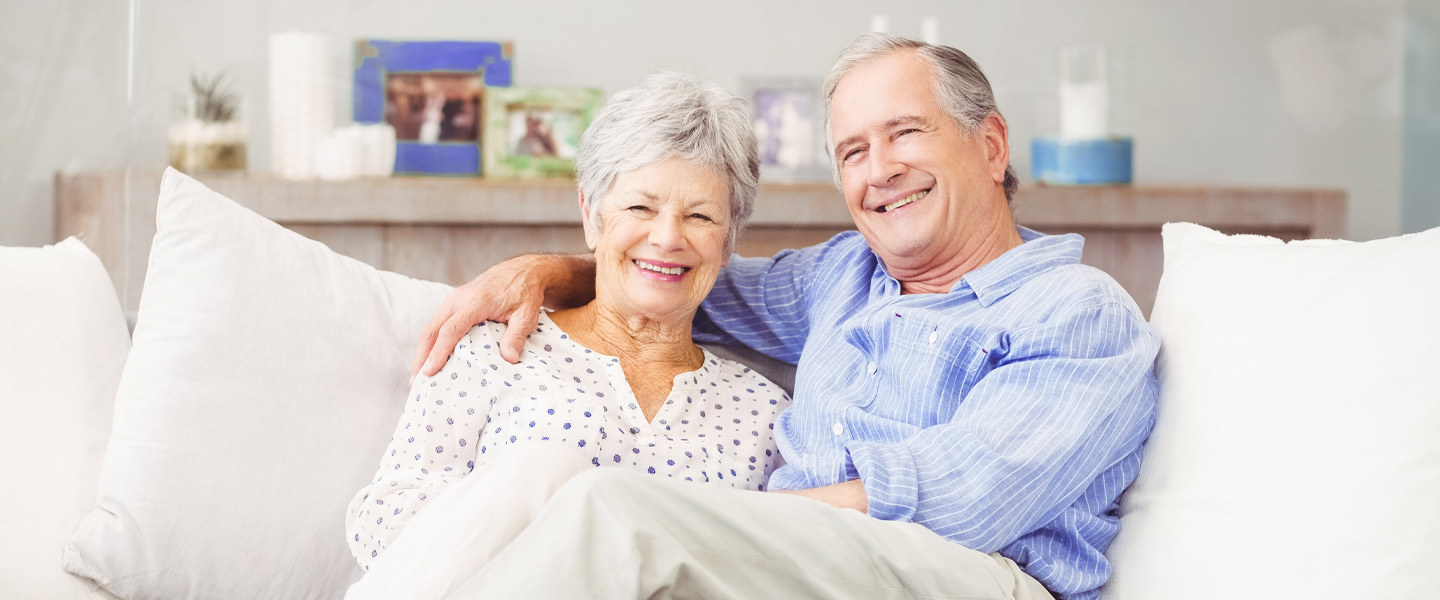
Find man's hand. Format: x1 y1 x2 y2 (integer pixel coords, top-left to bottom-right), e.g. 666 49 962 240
410 254 596 379
774 479 868 513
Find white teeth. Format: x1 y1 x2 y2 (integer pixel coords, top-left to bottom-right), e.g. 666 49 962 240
880 189 929 213
634 260 687 276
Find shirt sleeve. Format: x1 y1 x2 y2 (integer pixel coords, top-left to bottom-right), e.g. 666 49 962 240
693 243 826 364
345 327 492 570
845 300 1161 552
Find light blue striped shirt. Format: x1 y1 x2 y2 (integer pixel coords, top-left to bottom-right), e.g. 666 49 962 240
695 227 1160 600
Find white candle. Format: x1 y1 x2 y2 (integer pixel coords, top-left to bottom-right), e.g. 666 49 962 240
1058 46 1110 139
358 124 396 177
1059 80 1109 138
269 32 333 180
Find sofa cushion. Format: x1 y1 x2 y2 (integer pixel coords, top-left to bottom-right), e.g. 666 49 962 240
0 238 129 600
1103 223 1440 598
62 168 451 598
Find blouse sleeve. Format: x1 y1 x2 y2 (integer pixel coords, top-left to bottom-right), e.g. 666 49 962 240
344 326 494 570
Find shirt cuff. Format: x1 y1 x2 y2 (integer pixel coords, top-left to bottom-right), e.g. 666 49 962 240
847 440 919 522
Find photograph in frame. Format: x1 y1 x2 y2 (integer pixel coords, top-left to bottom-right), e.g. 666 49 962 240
742 78 830 182
353 40 513 177
483 87 603 179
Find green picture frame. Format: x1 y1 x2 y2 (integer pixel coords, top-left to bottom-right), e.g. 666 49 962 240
483 87 604 179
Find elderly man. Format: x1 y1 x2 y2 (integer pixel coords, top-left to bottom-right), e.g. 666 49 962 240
411 34 1159 600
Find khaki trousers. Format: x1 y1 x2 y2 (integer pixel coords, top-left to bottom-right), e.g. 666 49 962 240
346 443 593 600
446 466 1054 600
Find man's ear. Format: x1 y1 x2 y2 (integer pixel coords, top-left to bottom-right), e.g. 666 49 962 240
579 192 598 251
981 113 1010 187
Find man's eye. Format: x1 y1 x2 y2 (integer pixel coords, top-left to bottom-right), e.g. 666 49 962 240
899 128 919 136
843 148 864 162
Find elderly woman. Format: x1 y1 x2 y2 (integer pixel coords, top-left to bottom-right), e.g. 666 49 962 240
343 72 787 594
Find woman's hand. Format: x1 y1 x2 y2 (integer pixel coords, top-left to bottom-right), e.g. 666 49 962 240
410 254 597 379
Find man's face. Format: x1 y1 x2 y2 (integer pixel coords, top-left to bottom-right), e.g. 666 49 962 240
829 50 1009 274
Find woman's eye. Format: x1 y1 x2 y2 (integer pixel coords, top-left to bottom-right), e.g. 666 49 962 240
689 213 714 222
626 205 650 212
898 128 919 136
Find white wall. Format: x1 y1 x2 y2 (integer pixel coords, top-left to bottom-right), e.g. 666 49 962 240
0 0 1414 245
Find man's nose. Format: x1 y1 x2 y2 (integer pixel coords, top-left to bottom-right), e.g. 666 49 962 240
866 141 906 188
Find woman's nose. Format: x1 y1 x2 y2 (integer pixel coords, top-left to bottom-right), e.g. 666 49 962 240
648 215 685 252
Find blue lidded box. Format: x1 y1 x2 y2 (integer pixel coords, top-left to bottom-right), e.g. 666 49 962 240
1031 137 1133 185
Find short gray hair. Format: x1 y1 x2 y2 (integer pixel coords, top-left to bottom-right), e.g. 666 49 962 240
576 71 759 254
822 33 1019 203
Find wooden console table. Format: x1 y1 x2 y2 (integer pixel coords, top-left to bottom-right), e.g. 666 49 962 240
55 171 1345 317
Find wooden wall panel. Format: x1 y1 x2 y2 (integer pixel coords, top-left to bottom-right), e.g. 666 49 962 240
384 225 454 284
1060 228 1165 315
285 224 386 270
441 226 591 285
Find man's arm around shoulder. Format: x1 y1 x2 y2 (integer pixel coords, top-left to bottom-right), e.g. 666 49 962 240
412 253 596 378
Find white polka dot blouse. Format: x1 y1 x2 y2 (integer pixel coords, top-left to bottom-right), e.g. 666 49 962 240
346 313 792 569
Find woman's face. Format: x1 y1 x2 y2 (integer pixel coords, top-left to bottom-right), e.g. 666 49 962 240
585 158 731 325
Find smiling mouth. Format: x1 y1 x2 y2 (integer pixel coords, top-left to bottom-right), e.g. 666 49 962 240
877 189 929 213
633 259 690 276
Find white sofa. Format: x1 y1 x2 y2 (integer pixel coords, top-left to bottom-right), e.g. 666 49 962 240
3 168 1437 599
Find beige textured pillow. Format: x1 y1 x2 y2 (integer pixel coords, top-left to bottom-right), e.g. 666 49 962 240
63 168 451 598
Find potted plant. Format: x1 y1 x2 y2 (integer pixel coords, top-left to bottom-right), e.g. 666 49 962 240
169 73 247 171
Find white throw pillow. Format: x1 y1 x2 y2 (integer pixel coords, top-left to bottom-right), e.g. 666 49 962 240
0 238 128 600
62 168 451 598
1103 223 1440 599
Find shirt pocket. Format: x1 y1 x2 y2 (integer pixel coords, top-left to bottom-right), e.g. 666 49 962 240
870 318 995 428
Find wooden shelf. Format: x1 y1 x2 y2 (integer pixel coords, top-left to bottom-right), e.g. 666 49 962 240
175 174 853 227
1015 184 1346 237
82 172 1345 235
56 170 1346 318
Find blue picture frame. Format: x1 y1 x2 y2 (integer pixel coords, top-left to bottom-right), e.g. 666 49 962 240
353 40 513 176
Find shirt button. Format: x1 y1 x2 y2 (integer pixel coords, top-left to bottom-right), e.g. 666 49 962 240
928 331 938 344
832 422 844 436
866 361 877 374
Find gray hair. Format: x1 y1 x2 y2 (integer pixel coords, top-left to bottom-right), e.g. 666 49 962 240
576 71 759 254
822 33 1019 203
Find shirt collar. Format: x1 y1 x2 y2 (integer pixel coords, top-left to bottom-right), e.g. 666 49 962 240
956 226 1085 306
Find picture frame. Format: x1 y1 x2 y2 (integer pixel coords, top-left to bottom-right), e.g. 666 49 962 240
741 78 830 182
483 87 604 179
353 40 513 177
